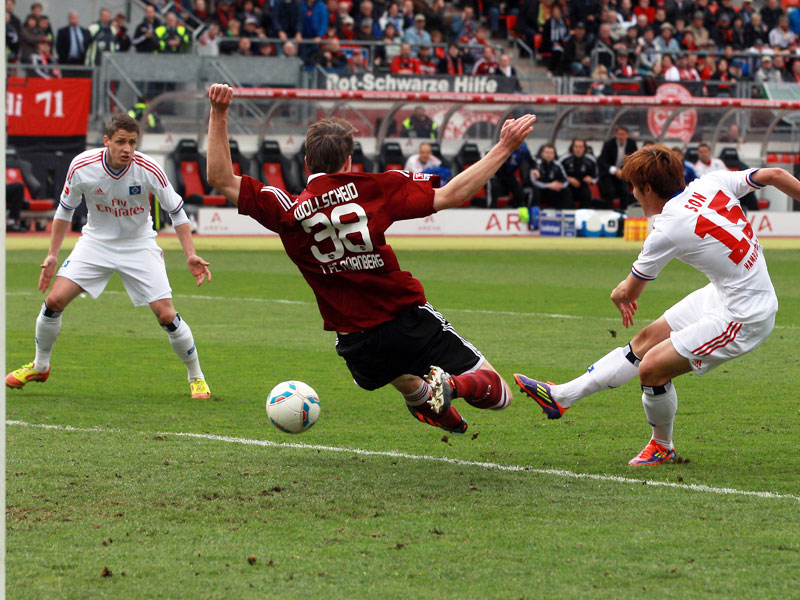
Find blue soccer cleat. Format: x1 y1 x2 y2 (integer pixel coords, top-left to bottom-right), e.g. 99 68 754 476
628 439 676 466
513 374 567 419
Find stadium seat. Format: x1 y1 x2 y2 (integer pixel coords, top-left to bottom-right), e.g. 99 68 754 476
229 139 249 177
378 142 406 172
350 141 373 173
757 199 770 210
258 139 300 193
685 146 699 164
428 142 452 170
6 150 55 217
719 146 747 170
454 143 488 207
170 139 227 206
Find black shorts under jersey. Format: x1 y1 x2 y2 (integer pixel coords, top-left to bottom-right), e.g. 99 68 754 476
335 303 484 391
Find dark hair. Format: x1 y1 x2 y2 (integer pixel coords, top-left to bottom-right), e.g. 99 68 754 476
104 113 140 138
569 138 586 153
616 125 629 134
305 117 356 174
621 144 684 199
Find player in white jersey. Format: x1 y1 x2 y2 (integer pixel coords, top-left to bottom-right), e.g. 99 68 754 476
6 114 213 399
514 144 791 466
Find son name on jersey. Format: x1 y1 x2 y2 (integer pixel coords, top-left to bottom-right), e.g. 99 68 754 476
293 182 359 220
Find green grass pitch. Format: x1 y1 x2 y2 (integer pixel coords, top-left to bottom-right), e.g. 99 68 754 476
5 238 800 599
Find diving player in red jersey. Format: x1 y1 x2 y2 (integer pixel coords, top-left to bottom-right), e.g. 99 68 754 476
206 83 536 435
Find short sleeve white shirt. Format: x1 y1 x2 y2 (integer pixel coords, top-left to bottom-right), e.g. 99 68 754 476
60 149 184 247
632 168 778 323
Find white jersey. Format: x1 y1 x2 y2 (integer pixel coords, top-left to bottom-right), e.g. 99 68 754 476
59 148 185 247
632 168 778 323
693 157 727 177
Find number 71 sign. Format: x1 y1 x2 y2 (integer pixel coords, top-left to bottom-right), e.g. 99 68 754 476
7 77 91 137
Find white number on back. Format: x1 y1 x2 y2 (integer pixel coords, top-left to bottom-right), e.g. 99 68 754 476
302 203 374 263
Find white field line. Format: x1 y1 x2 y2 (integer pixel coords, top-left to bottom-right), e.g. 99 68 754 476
7 290 800 330
7 420 800 504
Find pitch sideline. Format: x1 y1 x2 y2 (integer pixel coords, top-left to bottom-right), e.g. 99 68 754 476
7 420 799 504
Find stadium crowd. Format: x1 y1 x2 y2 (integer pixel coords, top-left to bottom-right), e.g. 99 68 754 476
7 0 800 91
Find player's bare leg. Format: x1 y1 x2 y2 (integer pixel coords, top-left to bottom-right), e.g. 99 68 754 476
150 298 210 399
515 317 674 417
629 338 692 466
392 374 467 435
6 276 83 389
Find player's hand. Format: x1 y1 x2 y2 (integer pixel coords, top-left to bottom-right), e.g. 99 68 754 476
38 255 58 293
187 254 211 286
613 298 638 328
499 114 536 153
208 83 234 114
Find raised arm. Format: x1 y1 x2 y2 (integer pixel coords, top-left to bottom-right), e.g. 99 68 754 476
206 83 242 205
750 167 800 199
433 114 536 211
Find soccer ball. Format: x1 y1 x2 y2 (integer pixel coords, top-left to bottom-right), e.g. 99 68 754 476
266 381 321 434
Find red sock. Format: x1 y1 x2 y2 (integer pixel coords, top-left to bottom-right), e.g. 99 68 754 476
450 370 509 410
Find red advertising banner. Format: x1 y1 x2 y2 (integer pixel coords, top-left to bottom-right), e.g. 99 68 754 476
6 77 92 137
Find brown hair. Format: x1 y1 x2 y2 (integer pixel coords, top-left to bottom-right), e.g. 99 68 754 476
104 113 140 138
305 117 356 174
621 143 684 199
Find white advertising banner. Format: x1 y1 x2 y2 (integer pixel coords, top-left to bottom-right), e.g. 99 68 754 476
198 208 800 237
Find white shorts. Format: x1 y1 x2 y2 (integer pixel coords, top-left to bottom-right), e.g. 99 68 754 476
57 237 172 307
664 283 775 376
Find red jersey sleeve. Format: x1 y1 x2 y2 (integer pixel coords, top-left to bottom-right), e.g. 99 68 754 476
377 170 439 222
237 174 294 233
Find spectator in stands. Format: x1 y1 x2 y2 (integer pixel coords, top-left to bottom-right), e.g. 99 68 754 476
339 15 356 42
598 125 637 210
235 36 255 56
471 45 498 75
19 12 44 63
401 106 437 138
415 45 438 74
687 11 710 48
275 0 301 43
497 53 522 92
7 0 21 39
633 0 655 24
297 0 328 59
282 39 298 57
403 13 431 51
754 54 779 87
656 23 680 53
671 147 698 184
215 0 236 29
86 8 117 65
356 16 378 42
617 0 637 30
790 6 800 36
693 143 726 176
357 1 380 35
450 5 477 43
588 64 611 95
197 22 222 55
404 142 441 172
730 14 747 49
438 42 465 74
27 37 60 78
677 53 700 81
710 12 734 47
680 29 697 51
380 22 401 64
400 0 415 32
660 53 680 80
769 15 797 49
309 37 346 69
745 15 769 49
593 24 616 70
786 57 800 83
7 10 20 61
29 2 50 37
347 46 371 73
133 5 161 53
613 49 636 78
619 23 640 53
425 0 447 37
719 122 744 146
390 42 418 73
379 2 403 36
430 29 445 60
531 144 569 210
490 141 532 209
113 13 132 53
562 21 593 76
761 0 784 31
541 4 570 73
56 11 90 74
711 58 737 96
560 139 598 209
156 11 190 54
513 0 540 56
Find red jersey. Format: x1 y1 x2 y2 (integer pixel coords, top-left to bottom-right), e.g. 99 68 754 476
237 171 440 332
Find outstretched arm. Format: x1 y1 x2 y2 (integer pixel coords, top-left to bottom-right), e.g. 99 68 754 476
750 167 800 199
433 114 536 211
206 83 242 205
610 273 648 328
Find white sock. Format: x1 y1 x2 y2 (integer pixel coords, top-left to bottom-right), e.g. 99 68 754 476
163 315 203 381
551 344 640 407
34 304 62 372
403 381 432 407
641 381 678 449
